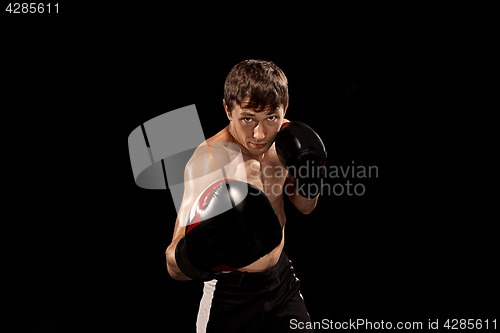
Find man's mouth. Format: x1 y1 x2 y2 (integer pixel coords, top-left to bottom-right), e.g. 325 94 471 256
251 142 267 149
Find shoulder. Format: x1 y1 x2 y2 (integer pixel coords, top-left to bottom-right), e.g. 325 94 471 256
207 126 233 143
280 118 291 129
185 127 229 173
184 142 214 181
185 136 240 181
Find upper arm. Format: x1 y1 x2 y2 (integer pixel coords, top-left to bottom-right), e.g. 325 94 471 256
169 145 213 245
168 142 234 245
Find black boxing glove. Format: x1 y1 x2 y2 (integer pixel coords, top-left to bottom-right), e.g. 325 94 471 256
275 121 327 199
175 179 282 280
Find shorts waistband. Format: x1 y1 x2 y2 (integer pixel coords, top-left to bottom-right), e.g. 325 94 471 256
213 250 289 288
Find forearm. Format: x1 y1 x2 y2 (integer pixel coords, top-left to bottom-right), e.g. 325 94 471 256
165 242 192 281
286 175 319 214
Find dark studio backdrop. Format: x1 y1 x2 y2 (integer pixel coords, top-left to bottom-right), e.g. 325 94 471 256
2 7 496 332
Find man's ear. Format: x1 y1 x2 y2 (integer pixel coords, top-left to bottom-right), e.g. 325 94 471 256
223 99 232 121
284 102 288 115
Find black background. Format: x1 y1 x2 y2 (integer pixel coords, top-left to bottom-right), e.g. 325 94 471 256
2 5 496 332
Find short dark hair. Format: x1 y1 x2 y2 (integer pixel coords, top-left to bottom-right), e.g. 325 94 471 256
224 59 288 114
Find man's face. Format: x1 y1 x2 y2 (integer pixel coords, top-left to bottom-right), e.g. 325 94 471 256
226 97 286 156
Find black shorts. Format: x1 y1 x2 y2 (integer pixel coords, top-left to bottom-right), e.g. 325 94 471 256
196 251 313 333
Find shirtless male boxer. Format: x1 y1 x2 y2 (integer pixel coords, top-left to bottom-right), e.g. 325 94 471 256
165 59 327 332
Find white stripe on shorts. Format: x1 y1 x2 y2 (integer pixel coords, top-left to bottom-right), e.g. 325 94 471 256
196 279 217 333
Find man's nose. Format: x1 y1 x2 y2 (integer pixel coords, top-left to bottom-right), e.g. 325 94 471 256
253 123 266 141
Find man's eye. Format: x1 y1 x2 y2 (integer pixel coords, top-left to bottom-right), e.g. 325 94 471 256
243 118 253 123
268 116 277 121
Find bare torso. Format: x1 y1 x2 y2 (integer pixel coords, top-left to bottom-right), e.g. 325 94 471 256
206 126 287 272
